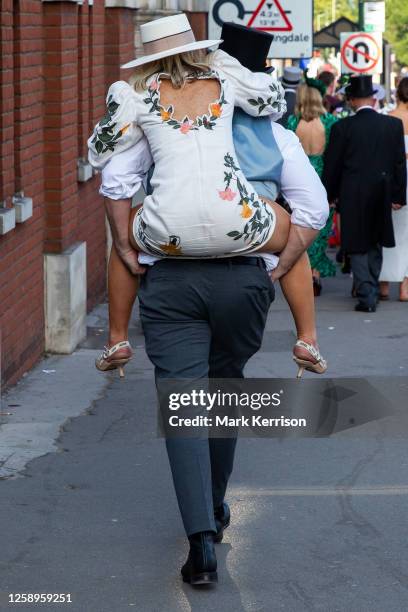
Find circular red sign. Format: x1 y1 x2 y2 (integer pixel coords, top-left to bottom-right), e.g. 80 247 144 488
341 33 380 73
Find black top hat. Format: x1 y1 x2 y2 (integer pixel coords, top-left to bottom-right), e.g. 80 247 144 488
219 23 273 73
345 75 376 98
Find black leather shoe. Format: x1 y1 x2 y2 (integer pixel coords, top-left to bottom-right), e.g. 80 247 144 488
213 502 230 543
355 303 376 313
181 531 218 585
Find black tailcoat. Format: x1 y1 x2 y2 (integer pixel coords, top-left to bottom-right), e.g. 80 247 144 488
323 108 407 253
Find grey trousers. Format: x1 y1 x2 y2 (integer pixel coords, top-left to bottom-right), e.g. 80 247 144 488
138 258 274 536
350 244 383 308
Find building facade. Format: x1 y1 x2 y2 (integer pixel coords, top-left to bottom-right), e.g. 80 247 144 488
0 0 208 389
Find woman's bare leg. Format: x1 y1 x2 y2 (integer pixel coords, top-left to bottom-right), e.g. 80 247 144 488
401 277 408 300
108 207 141 346
108 244 139 346
279 253 316 344
379 281 389 299
257 199 317 344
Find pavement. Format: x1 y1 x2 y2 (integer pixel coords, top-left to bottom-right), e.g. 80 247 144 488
1 264 408 612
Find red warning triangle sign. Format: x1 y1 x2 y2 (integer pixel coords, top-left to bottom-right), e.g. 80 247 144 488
247 0 292 31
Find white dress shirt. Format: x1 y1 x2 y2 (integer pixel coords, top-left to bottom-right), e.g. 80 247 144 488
356 105 375 112
100 120 329 270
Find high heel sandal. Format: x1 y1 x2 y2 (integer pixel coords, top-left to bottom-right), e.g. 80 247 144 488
293 340 327 379
95 341 133 378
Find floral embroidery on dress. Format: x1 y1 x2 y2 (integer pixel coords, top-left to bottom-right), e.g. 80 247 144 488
209 102 222 118
159 235 183 256
91 94 131 155
143 71 227 133
247 81 285 115
218 186 237 201
220 153 275 246
135 212 184 257
160 107 173 122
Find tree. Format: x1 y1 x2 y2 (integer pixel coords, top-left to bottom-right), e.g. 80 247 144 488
314 0 357 30
385 0 408 66
314 1 408 67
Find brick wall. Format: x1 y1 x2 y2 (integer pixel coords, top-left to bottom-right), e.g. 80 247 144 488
105 7 136 90
0 0 136 388
43 2 79 253
79 1 108 312
185 11 208 40
0 0 45 387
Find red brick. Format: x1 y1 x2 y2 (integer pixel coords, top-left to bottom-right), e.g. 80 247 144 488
0 0 136 389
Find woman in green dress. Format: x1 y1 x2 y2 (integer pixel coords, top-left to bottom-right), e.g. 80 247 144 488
287 76 337 295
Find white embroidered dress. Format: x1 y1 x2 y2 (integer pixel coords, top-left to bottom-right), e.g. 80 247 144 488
88 50 286 258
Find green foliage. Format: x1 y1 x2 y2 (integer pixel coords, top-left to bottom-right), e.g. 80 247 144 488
314 0 357 30
314 1 408 66
385 0 408 66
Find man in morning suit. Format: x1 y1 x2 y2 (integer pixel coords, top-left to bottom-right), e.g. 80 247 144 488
323 75 407 312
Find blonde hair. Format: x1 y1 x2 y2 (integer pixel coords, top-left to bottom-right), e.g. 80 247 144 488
129 50 211 92
295 83 326 121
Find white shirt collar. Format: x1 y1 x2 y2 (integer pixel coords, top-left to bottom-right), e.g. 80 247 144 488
356 106 375 112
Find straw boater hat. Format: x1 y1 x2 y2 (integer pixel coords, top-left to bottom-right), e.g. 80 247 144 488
121 14 222 69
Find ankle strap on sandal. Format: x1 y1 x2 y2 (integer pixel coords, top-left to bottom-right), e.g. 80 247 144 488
102 340 131 358
295 340 323 362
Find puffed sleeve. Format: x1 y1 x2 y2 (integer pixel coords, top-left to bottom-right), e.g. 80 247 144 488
88 81 143 170
100 137 153 200
210 49 286 121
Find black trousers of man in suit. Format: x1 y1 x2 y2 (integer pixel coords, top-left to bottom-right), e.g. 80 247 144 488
350 244 383 308
138 258 274 535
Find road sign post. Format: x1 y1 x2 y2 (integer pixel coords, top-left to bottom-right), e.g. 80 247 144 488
358 0 364 29
340 31 383 75
208 0 313 59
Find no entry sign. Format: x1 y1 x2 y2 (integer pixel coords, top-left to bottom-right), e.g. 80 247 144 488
340 31 383 75
208 0 313 59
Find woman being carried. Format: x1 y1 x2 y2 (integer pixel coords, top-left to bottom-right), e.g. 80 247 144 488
88 15 329 379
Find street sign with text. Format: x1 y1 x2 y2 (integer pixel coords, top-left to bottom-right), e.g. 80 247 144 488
208 0 313 59
340 31 383 75
363 2 385 33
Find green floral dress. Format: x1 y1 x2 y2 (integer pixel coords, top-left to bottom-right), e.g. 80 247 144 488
287 113 337 277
